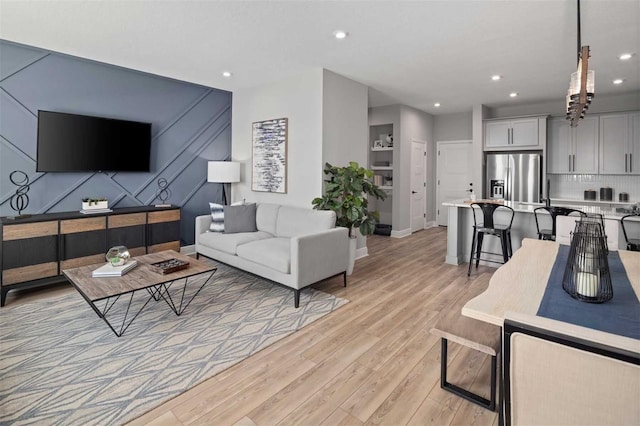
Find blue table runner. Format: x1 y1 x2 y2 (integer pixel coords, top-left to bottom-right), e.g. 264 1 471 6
537 245 640 340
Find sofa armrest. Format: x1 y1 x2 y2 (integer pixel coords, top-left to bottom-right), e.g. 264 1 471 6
291 227 349 288
195 215 212 246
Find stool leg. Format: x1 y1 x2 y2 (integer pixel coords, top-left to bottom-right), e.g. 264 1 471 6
475 233 484 269
468 230 477 276
507 232 513 258
500 231 509 263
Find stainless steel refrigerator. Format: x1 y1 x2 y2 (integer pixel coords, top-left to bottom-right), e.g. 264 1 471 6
485 153 541 203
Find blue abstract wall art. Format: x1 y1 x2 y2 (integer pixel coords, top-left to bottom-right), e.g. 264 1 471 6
251 118 287 193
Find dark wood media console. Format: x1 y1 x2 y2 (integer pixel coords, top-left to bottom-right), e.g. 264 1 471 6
0 205 181 306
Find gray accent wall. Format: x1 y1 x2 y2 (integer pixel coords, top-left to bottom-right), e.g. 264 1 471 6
0 40 232 245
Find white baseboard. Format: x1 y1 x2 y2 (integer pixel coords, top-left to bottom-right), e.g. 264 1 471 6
180 244 196 255
355 246 368 260
391 228 412 238
425 221 437 229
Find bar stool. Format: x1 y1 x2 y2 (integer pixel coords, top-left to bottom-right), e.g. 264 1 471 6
468 202 515 276
621 213 640 251
534 206 585 241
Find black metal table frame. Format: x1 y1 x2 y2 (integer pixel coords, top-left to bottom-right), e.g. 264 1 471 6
75 269 216 337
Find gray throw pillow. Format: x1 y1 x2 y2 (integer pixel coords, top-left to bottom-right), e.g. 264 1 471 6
223 203 257 234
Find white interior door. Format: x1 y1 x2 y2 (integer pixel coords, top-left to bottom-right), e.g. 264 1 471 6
436 140 473 226
411 141 427 232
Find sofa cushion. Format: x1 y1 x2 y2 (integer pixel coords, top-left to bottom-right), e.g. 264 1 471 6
256 204 281 235
208 202 225 232
224 203 257 234
275 206 336 238
198 231 272 255
208 200 245 232
236 238 291 274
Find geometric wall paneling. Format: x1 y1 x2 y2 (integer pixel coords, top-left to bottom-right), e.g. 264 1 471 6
134 111 232 205
40 173 126 213
0 48 207 125
0 41 48 81
132 110 231 205
0 88 38 159
0 40 232 245
0 137 37 197
111 91 231 196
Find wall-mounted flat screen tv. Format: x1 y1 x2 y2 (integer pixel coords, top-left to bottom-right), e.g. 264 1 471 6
36 110 152 172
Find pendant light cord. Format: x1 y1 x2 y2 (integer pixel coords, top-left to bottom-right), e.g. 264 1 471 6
577 0 581 65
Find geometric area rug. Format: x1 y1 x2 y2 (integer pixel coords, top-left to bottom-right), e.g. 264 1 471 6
0 261 348 425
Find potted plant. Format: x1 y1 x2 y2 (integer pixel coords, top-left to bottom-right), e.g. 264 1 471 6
312 162 387 275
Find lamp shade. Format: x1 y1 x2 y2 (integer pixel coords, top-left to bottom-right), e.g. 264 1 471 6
207 161 240 183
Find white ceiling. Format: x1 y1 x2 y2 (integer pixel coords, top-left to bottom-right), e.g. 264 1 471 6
1 0 639 115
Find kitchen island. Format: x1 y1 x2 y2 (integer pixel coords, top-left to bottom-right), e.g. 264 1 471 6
443 199 634 266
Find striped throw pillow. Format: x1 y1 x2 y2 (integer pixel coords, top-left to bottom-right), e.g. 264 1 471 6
209 202 225 232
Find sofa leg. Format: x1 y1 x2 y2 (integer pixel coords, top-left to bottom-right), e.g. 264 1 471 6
294 289 300 308
196 253 200 260
343 271 347 287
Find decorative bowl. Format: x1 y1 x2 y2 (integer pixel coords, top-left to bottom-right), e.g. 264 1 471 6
106 246 131 266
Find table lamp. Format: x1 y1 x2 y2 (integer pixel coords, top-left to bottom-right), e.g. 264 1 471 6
207 161 240 205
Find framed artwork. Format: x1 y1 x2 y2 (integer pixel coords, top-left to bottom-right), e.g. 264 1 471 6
252 118 288 193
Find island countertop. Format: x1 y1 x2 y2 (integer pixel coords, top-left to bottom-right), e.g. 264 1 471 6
443 200 637 266
442 199 638 221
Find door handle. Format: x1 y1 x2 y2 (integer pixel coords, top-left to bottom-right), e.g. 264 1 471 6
573 154 576 172
569 155 571 171
626 154 628 172
411 191 418 194
630 154 633 173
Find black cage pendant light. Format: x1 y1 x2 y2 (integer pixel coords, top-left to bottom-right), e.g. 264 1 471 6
566 0 595 127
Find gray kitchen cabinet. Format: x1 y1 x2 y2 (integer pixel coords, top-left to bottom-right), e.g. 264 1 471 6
548 116 598 174
484 116 546 151
599 112 639 175
631 112 640 174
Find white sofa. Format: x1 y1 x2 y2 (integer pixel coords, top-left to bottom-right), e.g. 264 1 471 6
195 203 349 307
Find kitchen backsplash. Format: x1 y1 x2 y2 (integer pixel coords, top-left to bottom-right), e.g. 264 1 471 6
549 174 640 202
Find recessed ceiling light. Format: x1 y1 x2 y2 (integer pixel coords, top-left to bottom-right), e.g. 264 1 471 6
491 75 502 81
434 102 441 107
613 79 624 85
509 92 518 98
333 30 348 39
619 53 633 60
222 71 232 77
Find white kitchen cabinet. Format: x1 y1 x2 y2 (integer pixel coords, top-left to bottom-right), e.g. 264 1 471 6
548 116 598 174
484 116 546 151
599 112 639 175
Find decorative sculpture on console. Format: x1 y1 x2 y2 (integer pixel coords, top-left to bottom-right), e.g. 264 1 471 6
9 170 31 219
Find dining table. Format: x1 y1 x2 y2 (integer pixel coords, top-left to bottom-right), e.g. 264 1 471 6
462 237 640 354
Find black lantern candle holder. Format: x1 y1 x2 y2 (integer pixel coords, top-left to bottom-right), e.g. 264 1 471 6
562 216 613 303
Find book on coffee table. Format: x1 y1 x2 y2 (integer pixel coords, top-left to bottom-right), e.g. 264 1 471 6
92 260 138 277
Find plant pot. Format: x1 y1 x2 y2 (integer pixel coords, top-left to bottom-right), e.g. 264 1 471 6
82 201 108 210
347 237 357 276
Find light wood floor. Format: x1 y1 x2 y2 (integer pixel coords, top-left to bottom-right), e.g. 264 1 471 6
7 227 498 425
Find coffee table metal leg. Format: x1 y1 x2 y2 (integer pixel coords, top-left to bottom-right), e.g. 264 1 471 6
158 270 216 316
93 285 163 337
